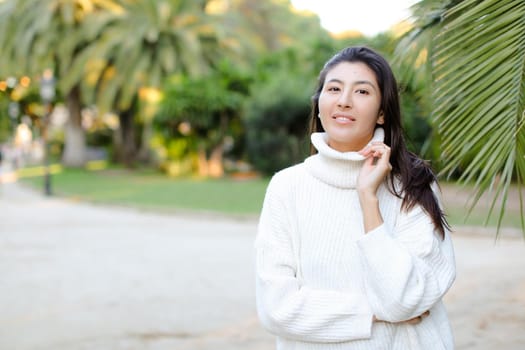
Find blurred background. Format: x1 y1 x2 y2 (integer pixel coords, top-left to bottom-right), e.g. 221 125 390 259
1 0 523 228
1 0 524 349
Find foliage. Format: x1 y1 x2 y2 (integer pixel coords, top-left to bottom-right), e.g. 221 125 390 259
216 0 331 59
0 0 126 167
243 85 311 174
58 0 230 165
399 0 525 234
392 1 461 166
63 0 222 114
0 96 11 142
0 0 120 79
158 61 250 131
433 0 525 232
155 60 251 175
0 0 230 166
243 48 316 175
398 83 432 154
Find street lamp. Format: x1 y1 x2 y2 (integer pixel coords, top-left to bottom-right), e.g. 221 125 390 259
6 77 19 133
40 69 55 196
8 101 19 132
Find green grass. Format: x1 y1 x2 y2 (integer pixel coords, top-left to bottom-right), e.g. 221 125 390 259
20 167 270 217
440 183 523 230
19 167 523 230
445 204 522 230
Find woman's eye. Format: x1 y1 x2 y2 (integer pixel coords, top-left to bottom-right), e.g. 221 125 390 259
327 86 340 92
356 89 368 94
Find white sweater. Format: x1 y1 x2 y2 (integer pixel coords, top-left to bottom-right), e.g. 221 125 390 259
255 130 456 350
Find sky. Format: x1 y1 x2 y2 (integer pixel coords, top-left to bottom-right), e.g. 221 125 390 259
290 0 418 37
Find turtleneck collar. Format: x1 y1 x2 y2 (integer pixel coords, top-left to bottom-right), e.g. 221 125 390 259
304 128 385 189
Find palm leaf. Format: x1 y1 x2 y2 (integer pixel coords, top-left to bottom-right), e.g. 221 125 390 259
432 0 525 235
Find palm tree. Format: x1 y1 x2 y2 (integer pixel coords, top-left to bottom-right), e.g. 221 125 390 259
398 0 525 234
0 0 123 167
217 0 330 59
63 0 227 166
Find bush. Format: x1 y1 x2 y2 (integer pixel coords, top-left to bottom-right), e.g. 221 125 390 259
244 75 312 175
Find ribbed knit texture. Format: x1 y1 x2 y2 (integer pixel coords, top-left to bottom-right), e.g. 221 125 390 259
255 129 456 349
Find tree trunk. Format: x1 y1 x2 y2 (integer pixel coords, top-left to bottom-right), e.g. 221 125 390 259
207 112 228 178
61 85 86 167
208 144 224 178
196 146 208 177
137 117 152 163
117 108 137 167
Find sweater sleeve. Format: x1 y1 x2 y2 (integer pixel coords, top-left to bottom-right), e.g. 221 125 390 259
255 173 373 343
356 185 456 322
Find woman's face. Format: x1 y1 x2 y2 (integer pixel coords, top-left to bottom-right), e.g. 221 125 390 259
318 61 384 152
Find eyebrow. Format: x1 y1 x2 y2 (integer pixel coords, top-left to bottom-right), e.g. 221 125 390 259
326 78 378 91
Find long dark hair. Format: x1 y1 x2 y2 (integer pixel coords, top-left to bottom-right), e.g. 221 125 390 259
310 46 449 238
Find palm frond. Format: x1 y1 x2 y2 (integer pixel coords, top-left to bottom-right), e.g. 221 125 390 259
433 0 525 235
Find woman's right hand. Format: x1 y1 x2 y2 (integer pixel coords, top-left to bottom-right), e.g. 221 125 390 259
357 141 392 196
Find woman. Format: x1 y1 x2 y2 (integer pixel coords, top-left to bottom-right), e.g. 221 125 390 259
255 46 456 349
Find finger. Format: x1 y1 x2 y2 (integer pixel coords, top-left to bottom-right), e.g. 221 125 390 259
370 144 391 156
358 142 388 153
360 144 390 158
372 148 392 168
369 141 388 148
404 311 430 325
363 154 376 167
405 316 423 325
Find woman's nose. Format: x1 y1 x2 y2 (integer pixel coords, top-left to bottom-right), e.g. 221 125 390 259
337 91 352 108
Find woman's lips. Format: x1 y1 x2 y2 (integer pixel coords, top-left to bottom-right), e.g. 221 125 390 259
332 114 355 124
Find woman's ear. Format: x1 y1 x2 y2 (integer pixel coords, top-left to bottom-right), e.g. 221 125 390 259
377 111 385 125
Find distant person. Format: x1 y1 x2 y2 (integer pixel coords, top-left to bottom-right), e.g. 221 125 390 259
255 46 456 349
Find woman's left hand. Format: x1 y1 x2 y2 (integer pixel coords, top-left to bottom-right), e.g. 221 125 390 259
357 141 392 195
373 310 430 325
